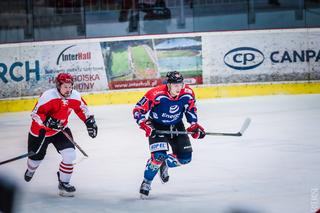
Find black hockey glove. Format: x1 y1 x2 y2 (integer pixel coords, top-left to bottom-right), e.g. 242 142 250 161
43 117 64 130
85 115 98 138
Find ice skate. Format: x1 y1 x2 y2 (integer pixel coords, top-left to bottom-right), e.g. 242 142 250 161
24 169 35 182
57 172 76 197
159 162 169 183
139 179 151 199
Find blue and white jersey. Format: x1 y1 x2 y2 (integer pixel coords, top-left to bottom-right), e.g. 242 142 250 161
133 84 198 126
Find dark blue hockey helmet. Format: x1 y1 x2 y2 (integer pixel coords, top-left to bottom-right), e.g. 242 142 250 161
166 71 183 84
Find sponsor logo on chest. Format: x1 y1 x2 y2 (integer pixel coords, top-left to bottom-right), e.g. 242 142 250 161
169 105 179 113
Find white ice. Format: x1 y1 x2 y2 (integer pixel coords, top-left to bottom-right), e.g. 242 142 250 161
0 94 320 213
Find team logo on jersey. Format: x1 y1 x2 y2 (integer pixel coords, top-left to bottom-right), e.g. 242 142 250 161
169 105 179 114
152 112 158 119
62 99 68 106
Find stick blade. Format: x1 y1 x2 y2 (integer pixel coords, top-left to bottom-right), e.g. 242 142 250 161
239 118 251 135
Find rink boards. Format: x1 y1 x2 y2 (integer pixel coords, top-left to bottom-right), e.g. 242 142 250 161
1 28 320 112
1 81 319 113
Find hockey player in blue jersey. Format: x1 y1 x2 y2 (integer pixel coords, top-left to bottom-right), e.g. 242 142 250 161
133 71 206 198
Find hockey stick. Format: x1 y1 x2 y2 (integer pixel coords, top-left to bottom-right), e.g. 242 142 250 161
0 129 89 165
155 118 251 137
0 130 47 166
61 130 88 157
0 152 36 166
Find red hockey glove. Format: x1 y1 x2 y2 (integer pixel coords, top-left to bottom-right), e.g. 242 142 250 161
187 123 206 139
139 120 155 137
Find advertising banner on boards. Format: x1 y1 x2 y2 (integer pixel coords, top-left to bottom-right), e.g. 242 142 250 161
202 29 320 84
0 43 107 98
1 28 319 99
100 36 203 89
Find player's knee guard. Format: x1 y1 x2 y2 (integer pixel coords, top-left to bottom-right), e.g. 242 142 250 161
60 148 76 164
177 152 192 165
151 151 167 164
166 154 180 168
166 152 192 168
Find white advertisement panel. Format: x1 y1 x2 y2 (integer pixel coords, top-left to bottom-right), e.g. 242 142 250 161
202 29 320 84
1 28 320 99
0 42 107 98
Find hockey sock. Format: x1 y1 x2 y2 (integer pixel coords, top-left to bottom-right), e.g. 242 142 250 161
144 152 167 181
27 158 41 172
59 162 73 182
58 148 75 183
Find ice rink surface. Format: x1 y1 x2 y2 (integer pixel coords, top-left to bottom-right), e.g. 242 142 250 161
0 94 320 213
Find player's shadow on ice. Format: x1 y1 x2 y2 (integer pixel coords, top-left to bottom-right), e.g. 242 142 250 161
122 192 207 202
20 191 208 212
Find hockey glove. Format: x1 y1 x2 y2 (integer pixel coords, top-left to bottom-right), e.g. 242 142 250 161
187 123 206 139
139 120 155 137
43 117 64 130
85 115 98 138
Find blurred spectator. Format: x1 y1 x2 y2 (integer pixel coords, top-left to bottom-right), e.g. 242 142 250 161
140 0 171 34
0 174 18 213
118 0 139 32
118 0 171 33
268 0 280 6
141 0 171 21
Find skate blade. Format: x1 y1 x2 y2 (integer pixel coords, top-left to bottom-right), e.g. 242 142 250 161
159 174 169 184
160 177 169 184
140 193 149 200
59 190 75 197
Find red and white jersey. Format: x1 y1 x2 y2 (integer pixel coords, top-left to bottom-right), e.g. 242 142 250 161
30 88 91 137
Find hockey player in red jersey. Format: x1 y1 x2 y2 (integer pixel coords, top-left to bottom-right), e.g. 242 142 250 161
24 73 98 197
133 71 206 198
